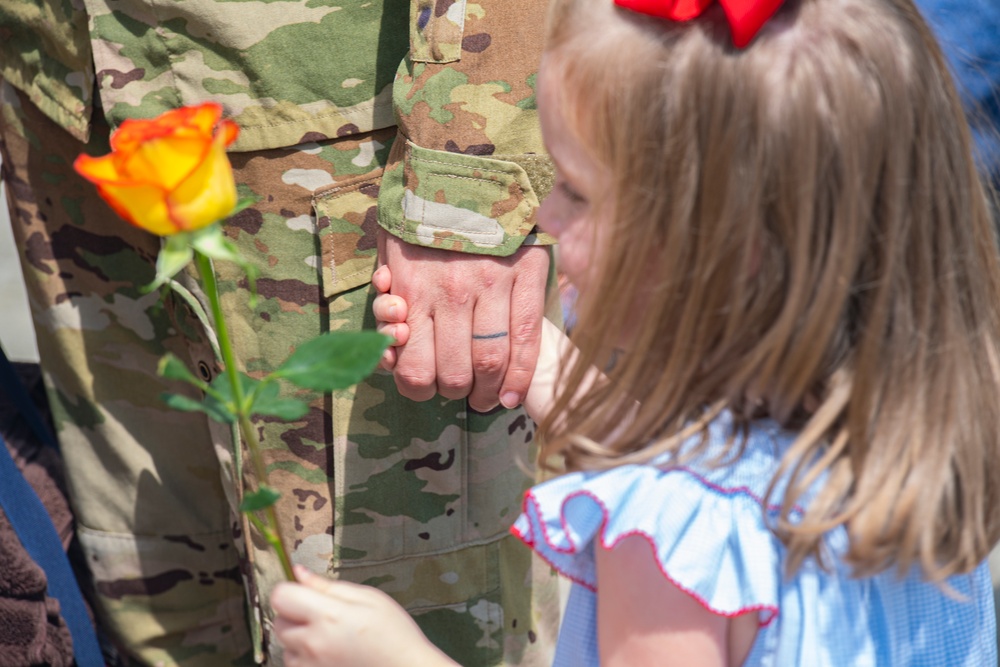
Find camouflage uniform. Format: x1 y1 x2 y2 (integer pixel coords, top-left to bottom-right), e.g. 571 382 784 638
0 0 559 664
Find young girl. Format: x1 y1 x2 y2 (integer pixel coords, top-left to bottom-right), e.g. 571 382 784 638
270 0 1000 664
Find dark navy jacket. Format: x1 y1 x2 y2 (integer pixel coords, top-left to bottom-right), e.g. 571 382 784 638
918 0 1000 186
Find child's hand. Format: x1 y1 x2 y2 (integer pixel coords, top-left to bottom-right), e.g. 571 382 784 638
271 566 457 667
372 264 409 372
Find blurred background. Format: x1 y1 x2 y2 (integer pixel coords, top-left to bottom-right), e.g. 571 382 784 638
0 156 39 363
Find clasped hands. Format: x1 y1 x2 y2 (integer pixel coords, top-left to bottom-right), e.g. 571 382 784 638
373 228 550 412
270 232 555 667
272 234 605 666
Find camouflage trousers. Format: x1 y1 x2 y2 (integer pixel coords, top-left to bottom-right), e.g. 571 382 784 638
0 81 559 666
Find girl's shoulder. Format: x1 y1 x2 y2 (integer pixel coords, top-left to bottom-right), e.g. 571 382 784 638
511 413 793 618
512 413 997 665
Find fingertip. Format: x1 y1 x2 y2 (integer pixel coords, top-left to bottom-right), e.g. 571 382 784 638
393 323 410 346
500 391 521 409
373 295 408 325
498 366 533 409
301 572 332 593
379 347 398 371
387 297 407 323
271 582 292 612
294 566 335 594
376 322 395 344
372 265 391 293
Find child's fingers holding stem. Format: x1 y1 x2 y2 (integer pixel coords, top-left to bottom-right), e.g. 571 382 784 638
271 570 380 666
271 566 459 667
372 265 409 370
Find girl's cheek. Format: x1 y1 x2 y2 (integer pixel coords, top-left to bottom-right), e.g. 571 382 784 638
556 238 592 292
538 193 583 241
537 198 563 239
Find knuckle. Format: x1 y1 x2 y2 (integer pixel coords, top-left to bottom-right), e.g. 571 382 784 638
439 388 470 401
509 320 540 346
437 371 473 394
477 271 498 290
395 368 436 390
393 367 435 401
398 387 435 402
441 279 472 307
472 352 507 377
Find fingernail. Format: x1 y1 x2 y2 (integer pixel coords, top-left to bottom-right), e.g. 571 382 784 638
500 392 520 409
388 304 398 319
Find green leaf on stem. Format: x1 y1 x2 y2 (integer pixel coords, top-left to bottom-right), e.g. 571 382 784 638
191 225 244 265
158 353 207 389
240 485 281 513
161 391 237 424
272 331 392 392
144 233 193 293
248 381 310 420
210 371 257 414
190 225 260 306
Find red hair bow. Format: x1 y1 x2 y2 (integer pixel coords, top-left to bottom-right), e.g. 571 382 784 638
613 0 785 47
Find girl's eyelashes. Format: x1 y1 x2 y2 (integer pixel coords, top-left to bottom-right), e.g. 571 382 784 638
558 179 587 205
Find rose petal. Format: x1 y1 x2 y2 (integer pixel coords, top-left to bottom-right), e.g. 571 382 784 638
167 130 238 232
74 152 125 184
97 182 179 236
121 135 209 190
112 103 221 154
75 103 238 236
218 119 240 148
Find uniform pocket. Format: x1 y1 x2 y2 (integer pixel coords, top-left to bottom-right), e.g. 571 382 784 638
76 525 251 663
410 0 467 64
314 169 383 299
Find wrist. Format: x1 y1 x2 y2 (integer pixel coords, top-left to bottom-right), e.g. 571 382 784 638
377 139 550 257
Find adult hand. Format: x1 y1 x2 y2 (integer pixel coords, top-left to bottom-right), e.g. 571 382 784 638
377 229 549 412
272 567 457 667
375 280 577 424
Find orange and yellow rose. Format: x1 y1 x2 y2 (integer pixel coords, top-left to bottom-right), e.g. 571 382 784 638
74 103 239 236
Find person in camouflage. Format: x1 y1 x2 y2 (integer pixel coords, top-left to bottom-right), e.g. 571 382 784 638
0 0 560 664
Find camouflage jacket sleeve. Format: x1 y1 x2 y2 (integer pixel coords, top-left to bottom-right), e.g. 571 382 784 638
0 0 93 142
377 0 557 256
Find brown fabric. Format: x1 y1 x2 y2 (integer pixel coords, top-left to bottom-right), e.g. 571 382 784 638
0 363 79 667
0 506 74 667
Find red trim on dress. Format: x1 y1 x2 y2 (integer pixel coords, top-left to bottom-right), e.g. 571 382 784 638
511 474 783 628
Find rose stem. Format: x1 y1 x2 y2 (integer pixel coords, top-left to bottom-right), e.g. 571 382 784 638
194 250 296 582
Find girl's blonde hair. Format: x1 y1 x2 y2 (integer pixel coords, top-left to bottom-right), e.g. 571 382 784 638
539 0 1000 581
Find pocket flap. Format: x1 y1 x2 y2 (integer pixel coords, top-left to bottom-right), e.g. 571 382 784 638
315 171 383 299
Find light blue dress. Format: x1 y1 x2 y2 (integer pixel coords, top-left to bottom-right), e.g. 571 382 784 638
512 414 997 666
